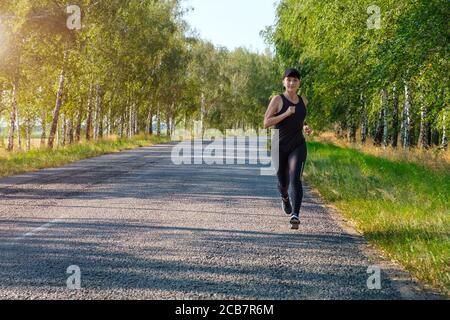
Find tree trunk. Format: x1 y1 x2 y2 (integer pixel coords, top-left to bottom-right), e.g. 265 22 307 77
120 114 125 138
134 105 138 135
93 106 98 140
171 116 176 137
373 91 385 146
96 85 104 139
156 104 161 136
334 121 345 139
86 84 93 141
40 108 47 148
391 84 399 148
361 94 368 144
347 111 356 143
401 82 412 148
170 103 176 137
166 109 171 138
382 88 388 147
361 116 368 144
146 104 153 135
128 103 133 138
107 105 112 136
16 105 22 150
442 110 448 150
26 120 31 151
7 80 18 152
75 97 83 142
68 116 74 145
48 52 67 149
374 88 388 146
93 87 98 140
61 113 66 147
418 94 430 149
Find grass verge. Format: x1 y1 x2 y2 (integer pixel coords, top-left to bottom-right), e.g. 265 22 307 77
0 134 170 179
304 141 449 297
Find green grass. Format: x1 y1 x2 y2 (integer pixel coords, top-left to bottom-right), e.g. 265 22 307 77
304 141 450 296
0 134 171 179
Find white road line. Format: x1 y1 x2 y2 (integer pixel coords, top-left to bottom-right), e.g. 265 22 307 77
10 218 64 243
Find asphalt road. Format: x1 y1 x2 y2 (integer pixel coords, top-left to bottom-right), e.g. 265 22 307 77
0 139 440 299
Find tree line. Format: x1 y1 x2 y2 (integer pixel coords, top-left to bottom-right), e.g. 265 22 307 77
264 0 448 149
2 0 446 153
0 0 280 152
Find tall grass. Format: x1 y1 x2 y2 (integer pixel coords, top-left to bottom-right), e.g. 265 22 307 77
0 134 170 179
304 140 450 296
314 131 450 172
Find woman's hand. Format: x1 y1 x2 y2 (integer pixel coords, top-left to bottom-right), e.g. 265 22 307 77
304 124 313 135
286 106 296 116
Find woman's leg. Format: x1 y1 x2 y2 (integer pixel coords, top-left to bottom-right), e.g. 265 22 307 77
275 149 290 199
288 143 307 216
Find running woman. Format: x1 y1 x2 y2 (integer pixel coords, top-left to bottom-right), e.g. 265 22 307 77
263 68 313 229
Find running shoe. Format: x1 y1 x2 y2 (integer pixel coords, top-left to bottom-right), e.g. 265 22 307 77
290 214 300 229
281 196 292 215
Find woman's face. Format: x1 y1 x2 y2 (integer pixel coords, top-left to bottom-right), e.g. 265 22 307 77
283 76 301 93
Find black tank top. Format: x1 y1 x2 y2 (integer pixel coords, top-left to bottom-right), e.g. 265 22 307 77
273 94 307 152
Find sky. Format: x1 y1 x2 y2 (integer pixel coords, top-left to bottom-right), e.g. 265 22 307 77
182 0 278 53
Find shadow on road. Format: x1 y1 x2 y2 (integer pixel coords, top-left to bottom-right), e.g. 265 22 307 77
0 218 404 300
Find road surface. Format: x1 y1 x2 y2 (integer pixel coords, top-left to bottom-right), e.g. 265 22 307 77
0 139 440 299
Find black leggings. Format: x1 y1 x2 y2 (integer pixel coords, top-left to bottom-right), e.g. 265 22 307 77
274 143 307 215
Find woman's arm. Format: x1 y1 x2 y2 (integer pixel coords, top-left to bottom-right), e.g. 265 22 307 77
302 96 313 135
301 96 309 108
264 96 295 129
